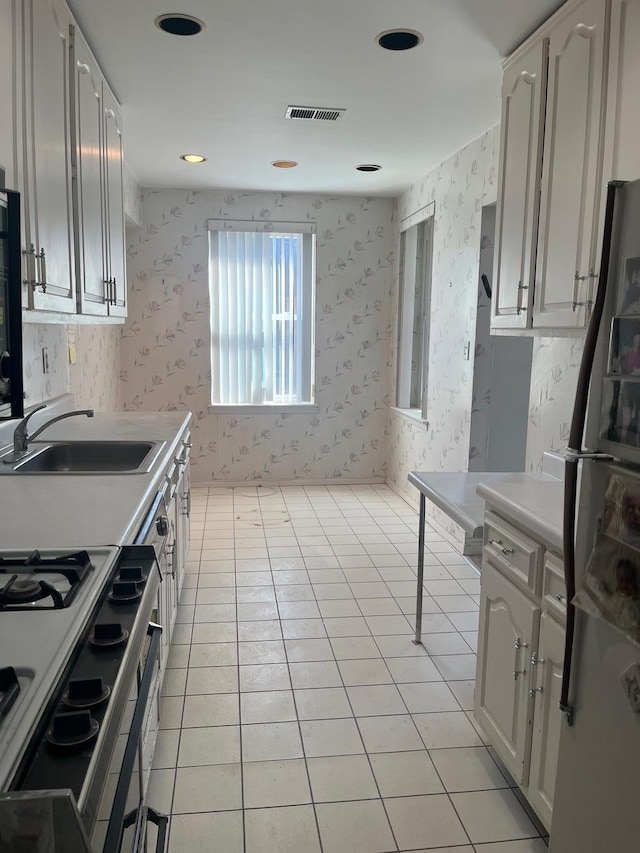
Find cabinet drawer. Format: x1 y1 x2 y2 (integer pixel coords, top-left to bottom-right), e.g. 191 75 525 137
542 552 567 623
484 511 542 596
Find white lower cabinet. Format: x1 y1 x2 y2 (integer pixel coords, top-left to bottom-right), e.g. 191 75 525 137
475 512 566 831
476 560 539 784
528 612 565 829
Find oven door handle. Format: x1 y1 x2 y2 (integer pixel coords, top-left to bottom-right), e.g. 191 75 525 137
102 623 163 853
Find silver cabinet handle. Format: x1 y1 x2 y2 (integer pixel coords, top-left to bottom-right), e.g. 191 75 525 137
531 652 545 666
488 538 503 546
555 593 566 603
529 686 544 697
513 669 526 680
23 244 38 287
502 548 515 556
112 276 117 304
38 247 47 292
514 638 528 650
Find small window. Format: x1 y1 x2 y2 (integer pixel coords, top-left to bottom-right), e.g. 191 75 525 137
208 221 316 408
396 216 433 418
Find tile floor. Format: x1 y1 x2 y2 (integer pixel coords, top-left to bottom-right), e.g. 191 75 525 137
152 484 549 853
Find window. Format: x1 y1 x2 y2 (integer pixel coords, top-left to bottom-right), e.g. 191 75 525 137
208 220 316 409
396 214 433 418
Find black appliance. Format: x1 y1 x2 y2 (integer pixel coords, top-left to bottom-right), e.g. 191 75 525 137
0 187 24 419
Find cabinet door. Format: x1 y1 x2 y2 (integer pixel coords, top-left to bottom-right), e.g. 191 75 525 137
528 612 565 831
165 496 178 647
72 29 108 316
533 0 608 329
475 560 540 784
178 459 191 597
491 39 548 330
24 0 76 312
606 0 640 180
103 86 127 317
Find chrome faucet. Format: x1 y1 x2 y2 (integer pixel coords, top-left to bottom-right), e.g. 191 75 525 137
3 404 95 463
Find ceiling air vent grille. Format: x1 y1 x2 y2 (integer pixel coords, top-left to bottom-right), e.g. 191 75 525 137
285 105 346 122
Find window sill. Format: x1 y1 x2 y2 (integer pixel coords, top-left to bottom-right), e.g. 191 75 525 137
209 403 319 415
391 406 429 427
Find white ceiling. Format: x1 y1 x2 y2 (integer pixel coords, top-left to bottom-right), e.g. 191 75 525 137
68 0 563 196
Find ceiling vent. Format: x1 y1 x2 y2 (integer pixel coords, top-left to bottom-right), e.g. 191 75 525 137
285 105 346 122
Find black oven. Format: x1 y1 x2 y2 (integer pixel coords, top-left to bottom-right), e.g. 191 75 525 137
93 622 166 853
0 544 169 853
0 188 24 419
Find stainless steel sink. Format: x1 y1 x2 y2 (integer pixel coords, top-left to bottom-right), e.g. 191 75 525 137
6 440 166 474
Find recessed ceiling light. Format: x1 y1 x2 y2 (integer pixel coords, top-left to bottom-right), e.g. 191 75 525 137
375 29 423 51
180 154 207 163
155 14 205 36
272 160 298 169
356 164 381 172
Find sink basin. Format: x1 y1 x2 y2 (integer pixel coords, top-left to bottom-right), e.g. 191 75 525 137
10 441 165 474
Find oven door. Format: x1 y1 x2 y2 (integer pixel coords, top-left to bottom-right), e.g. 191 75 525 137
92 623 166 853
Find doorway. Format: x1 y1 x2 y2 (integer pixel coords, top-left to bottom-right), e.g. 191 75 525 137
469 204 533 472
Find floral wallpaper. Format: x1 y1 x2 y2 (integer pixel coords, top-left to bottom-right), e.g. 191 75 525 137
387 126 500 516
120 190 395 483
21 322 121 411
386 124 584 519
526 336 584 472
21 323 69 405
69 325 122 410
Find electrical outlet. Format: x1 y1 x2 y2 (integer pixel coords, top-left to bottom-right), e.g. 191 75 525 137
620 663 640 713
41 347 49 374
463 341 471 361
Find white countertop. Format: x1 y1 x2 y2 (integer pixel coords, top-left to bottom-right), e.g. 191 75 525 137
476 473 564 553
408 458 565 554
408 471 519 538
0 410 191 549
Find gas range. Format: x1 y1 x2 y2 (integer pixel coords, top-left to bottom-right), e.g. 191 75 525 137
0 536 167 853
0 546 120 792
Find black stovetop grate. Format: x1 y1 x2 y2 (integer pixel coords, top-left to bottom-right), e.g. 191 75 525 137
0 550 93 610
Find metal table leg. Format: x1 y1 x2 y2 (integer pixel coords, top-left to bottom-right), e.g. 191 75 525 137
413 493 425 645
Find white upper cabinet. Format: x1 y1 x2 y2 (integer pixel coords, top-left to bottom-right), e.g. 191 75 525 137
604 0 640 180
73 28 108 316
15 0 127 322
103 86 127 317
533 0 608 329
492 0 612 334
491 39 548 330
22 0 76 313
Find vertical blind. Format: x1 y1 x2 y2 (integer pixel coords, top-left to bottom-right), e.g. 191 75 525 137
208 222 315 405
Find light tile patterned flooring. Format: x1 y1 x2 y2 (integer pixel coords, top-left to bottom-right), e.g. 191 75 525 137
151 484 548 853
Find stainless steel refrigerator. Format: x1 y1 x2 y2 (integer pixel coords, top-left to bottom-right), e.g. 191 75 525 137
551 179 640 852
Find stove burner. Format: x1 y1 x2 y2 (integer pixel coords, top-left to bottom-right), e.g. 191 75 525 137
3 578 42 601
0 550 92 610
